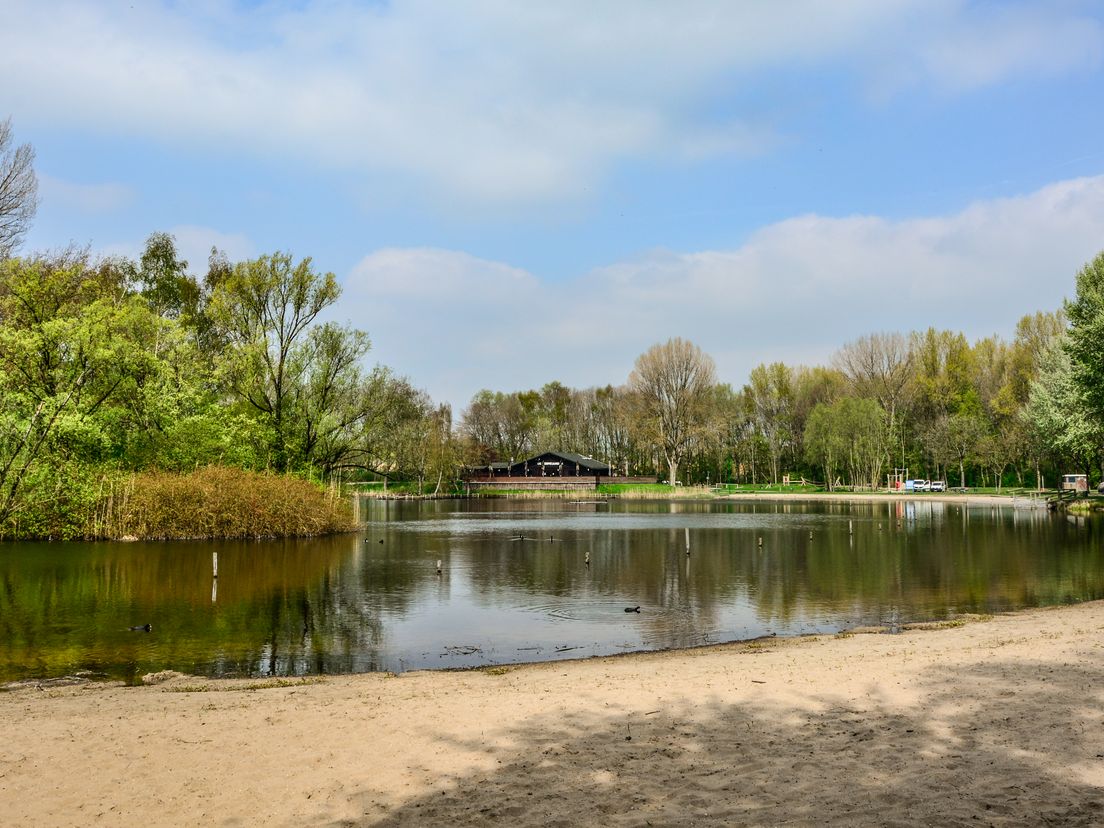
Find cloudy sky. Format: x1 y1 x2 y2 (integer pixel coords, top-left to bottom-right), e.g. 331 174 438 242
5 1 1104 411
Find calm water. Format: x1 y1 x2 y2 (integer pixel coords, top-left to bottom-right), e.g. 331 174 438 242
1 498 1101 684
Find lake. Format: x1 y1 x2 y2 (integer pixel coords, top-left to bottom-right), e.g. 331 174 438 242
1 498 1100 684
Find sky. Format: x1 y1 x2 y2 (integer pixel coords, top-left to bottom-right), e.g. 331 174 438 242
4 0 1104 413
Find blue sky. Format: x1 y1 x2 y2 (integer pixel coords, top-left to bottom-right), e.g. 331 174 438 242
4 0 1104 411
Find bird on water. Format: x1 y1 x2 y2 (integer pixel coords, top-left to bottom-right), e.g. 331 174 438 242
624 606 641 613
128 624 152 632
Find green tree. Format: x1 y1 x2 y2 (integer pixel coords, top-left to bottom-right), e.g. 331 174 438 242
1065 251 1104 427
209 252 339 470
745 362 794 484
137 232 201 321
0 251 158 523
1023 335 1101 482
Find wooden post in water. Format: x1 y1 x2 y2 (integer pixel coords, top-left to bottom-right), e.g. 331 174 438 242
212 552 219 579
849 520 853 535
436 559 442 575
685 527 690 556
758 537 763 547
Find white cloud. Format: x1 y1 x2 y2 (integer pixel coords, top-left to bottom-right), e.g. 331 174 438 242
338 175 1104 409
3 1 1099 207
38 174 135 214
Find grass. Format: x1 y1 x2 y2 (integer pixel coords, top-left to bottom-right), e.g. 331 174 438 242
99 466 353 540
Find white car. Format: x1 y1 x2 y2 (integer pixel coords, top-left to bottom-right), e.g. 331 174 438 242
913 479 930 492
930 480 946 492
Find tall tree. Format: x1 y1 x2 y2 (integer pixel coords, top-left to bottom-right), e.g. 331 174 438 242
745 362 794 484
628 338 716 485
209 252 339 470
1065 251 1104 427
1024 335 1101 481
0 118 37 259
833 332 913 435
0 251 158 523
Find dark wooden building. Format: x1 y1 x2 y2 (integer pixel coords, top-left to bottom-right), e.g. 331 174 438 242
469 451 612 480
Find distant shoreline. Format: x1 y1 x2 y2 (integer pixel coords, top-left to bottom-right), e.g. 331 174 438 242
716 491 1038 507
366 488 1054 508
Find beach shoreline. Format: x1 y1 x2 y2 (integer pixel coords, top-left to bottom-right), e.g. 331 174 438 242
4 601 1104 825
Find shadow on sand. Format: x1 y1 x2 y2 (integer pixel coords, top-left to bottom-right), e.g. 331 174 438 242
336 652 1104 826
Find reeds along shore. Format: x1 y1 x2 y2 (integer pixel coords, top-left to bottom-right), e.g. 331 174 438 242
7 466 352 541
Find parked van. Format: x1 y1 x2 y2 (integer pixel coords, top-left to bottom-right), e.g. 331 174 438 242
913 479 931 492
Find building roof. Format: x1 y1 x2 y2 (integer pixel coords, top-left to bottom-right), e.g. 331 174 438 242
523 450 610 471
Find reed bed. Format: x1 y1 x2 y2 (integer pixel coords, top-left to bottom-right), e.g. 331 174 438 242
98 466 352 540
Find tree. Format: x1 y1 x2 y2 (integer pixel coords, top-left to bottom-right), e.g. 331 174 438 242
804 403 845 490
926 412 986 488
1065 251 1104 426
833 332 913 435
628 338 716 485
137 232 200 320
745 362 794 484
804 397 887 490
0 118 37 259
0 251 163 524
209 252 339 470
1023 335 1101 482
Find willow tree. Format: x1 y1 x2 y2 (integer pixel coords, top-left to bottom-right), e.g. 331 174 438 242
628 338 716 485
209 252 339 471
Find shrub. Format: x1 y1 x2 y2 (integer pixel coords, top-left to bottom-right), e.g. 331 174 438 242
105 466 352 540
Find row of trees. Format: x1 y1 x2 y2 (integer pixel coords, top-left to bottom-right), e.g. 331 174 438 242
0 236 462 530
459 252 1104 491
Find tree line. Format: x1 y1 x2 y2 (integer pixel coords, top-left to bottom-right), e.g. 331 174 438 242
458 253 1104 492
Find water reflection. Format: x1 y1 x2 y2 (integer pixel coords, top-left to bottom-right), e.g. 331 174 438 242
0 499 1099 683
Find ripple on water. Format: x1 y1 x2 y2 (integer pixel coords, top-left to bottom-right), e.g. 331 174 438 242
519 599 695 624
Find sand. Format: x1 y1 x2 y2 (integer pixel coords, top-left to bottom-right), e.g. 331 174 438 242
3 603 1104 827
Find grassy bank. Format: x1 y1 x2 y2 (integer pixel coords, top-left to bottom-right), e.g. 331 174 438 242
5 465 352 540
366 481 1069 502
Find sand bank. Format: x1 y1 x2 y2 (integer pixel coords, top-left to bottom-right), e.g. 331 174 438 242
3 602 1104 826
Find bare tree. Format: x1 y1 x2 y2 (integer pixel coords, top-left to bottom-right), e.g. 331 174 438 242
833 332 913 432
628 338 716 485
0 118 38 259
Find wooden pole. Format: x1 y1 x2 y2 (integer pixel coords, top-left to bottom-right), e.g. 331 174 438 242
212 552 219 579
685 527 690 556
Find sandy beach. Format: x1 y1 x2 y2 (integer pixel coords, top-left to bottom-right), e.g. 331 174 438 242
3 602 1104 826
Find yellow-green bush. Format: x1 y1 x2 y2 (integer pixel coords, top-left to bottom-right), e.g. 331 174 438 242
102 466 352 540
